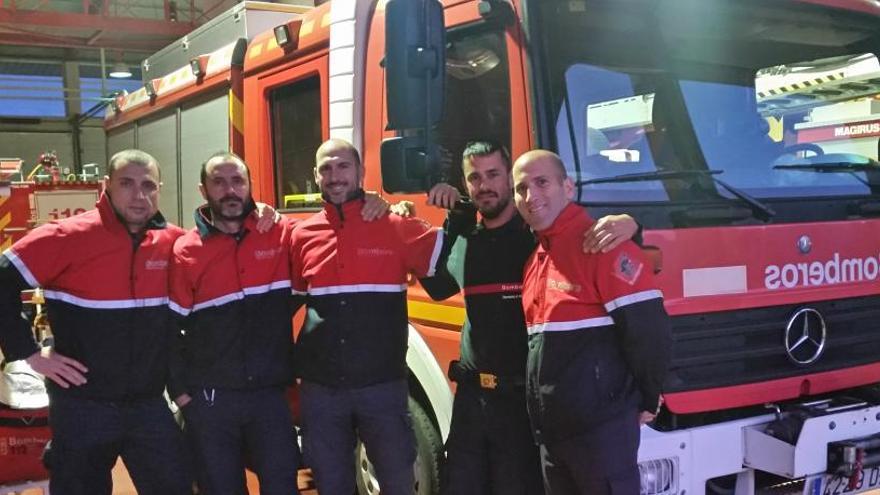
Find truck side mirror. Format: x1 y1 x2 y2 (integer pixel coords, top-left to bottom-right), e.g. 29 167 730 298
381 136 433 193
384 0 446 130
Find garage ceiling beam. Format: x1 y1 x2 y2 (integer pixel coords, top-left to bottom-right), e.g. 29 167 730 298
0 31 170 51
0 8 193 37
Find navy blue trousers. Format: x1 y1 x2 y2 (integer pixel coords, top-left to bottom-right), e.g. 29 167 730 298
47 393 191 495
443 385 544 495
299 379 416 495
182 386 300 495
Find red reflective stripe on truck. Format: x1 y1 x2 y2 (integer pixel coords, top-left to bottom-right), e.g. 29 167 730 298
664 361 880 414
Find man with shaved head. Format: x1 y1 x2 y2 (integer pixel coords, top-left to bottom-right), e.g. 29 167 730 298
290 138 459 495
512 150 672 494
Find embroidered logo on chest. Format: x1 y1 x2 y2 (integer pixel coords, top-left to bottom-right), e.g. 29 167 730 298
253 247 282 261
145 259 168 270
547 278 581 293
357 247 395 257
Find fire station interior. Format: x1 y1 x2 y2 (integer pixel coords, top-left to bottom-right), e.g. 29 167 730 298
0 1 324 493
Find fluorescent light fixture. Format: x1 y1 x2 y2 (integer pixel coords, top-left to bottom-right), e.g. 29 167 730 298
109 62 132 79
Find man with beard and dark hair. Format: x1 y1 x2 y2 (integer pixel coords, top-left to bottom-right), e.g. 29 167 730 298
421 140 639 495
168 151 301 494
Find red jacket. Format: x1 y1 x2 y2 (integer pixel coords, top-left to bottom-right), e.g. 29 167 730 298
290 193 443 388
0 193 184 401
522 203 671 440
168 206 296 396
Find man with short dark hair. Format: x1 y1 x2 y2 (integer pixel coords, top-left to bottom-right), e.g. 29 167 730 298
421 141 639 495
0 149 191 495
512 149 672 495
290 138 459 495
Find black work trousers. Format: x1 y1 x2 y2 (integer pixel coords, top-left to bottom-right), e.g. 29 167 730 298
182 386 300 495
47 392 191 495
538 410 640 495
299 379 416 495
443 384 544 495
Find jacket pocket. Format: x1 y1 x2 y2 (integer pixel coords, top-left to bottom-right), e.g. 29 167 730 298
538 353 601 433
596 355 629 404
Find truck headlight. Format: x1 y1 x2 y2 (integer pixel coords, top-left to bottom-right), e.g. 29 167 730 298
639 457 678 495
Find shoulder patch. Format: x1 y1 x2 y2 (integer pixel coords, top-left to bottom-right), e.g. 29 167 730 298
612 251 643 286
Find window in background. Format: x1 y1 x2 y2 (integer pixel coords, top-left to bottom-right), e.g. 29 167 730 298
0 62 65 117
270 75 323 210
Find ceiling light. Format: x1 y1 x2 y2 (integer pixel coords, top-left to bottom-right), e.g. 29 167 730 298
109 62 132 79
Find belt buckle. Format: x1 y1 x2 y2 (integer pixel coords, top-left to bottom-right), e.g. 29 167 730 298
479 373 498 390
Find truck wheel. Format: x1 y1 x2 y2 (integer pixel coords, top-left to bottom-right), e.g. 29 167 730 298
355 397 443 495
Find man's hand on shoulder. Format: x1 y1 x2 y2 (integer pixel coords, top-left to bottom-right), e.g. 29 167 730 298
362 191 391 221
426 183 461 210
390 201 416 217
26 347 88 388
253 202 281 233
583 214 638 254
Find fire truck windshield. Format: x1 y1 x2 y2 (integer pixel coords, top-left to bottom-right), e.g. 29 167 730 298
534 0 880 221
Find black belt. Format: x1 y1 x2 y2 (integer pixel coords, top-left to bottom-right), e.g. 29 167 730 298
448 360 525 391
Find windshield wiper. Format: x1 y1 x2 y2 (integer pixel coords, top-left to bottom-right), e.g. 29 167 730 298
773 163 880 172
577 169 776 221
773 160 880 187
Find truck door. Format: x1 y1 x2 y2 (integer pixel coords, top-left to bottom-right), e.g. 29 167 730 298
244 55 327 212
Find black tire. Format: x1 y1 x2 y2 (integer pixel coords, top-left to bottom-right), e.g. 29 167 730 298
355 397 444 495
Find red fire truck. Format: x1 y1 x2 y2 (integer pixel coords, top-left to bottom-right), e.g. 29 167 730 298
104 0 880 493
0 157 101 256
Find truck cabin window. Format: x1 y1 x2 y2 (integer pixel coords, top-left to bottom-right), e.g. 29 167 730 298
538 0 880 223
435 28 511 187
270 75 322 210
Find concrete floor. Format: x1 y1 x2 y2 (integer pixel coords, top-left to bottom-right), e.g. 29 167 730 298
11 462 880 495
109 460 317 494
2 457 318 495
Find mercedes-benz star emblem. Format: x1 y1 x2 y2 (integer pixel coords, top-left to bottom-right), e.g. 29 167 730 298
797 235 812 254
784 308 826 365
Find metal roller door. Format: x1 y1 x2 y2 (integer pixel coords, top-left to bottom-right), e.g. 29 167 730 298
179 93 229 228
138 111 181 225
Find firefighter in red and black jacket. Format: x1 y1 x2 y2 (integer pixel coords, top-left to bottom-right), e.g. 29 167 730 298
289 139 459 495
0 150 191 495
167 152 301 495
512 150 672 495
